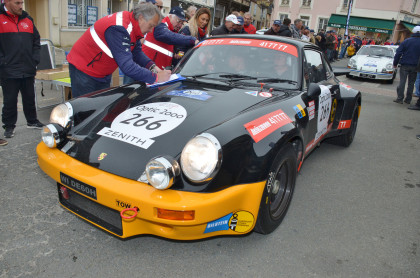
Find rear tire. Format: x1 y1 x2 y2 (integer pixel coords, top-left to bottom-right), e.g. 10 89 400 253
254 144 297 234
327 105 359 147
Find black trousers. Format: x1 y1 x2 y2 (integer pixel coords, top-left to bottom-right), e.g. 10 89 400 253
1 77 38 129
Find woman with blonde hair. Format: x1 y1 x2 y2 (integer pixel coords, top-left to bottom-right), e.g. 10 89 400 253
173 7 211 66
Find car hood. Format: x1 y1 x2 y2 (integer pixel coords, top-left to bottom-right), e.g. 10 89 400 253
63 80 287 181
353 55 393 71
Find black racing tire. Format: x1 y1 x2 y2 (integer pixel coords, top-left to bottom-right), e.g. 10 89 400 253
327 105 359 147
254 144 297 235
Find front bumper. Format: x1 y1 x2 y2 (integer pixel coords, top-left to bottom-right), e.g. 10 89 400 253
348 69 393 80
37 142 265 240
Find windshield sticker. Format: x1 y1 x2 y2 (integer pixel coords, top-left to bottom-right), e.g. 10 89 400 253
197 38 298 57
204 211 254 234
244 109 292 143
245 91 258 97
97 102 187 149
166 89 212 101
293 104 306 119
259 92 272 98
315 85 332 141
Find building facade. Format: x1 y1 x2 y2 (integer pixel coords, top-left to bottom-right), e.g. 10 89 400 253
271 0 420 42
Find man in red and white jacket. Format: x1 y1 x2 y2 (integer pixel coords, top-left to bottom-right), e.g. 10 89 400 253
0 0 44 139
142 6 198 69
67 3 171 97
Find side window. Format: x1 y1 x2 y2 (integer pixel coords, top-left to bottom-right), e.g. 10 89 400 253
304 49 327 84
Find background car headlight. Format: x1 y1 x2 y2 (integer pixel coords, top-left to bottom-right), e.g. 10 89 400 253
180 133 222 183
348 59 356 69
42 124 64 148
50 102 73 128
145 156 180 190
386 63 394 71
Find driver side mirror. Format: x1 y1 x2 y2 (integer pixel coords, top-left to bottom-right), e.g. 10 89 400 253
307 83 321 98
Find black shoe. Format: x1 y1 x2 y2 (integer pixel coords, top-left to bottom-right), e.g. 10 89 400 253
4 127 15 138
404 99 411 104
27 120 44 129
407 104 420 110
393 98 403 104
0 138 7 146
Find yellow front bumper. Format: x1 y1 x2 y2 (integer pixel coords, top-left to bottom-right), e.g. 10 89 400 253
37 142 266 240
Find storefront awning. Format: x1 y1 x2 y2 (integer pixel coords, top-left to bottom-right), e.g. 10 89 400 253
328 14 396 35
401 21 416 32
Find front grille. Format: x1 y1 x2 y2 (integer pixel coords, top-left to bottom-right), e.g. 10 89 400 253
58 183 123 236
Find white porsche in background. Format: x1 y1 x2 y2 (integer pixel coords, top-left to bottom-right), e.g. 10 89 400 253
347 45 397 84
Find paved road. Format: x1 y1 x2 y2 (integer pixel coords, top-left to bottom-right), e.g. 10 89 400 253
0 66 419 278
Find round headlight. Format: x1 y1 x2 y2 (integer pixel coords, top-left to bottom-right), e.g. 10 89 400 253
145 156 179 190
180 133 222 183
50 102 73 128
386 63 393 71
42 125 57 148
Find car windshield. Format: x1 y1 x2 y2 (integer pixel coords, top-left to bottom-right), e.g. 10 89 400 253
358 46 394 58
174 38 299 89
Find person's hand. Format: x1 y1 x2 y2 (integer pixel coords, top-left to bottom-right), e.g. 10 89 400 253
194 39 199 45
156 70 171 83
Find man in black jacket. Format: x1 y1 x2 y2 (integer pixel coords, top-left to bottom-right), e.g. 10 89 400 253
0 0 43 138
210 14 239 36
264 20 281 35
278 18 292 37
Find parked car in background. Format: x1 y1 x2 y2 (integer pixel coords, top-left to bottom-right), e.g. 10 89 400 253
347 45 397 84
256 28 268 35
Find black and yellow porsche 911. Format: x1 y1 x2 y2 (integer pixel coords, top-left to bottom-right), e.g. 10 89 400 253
37 35 361 240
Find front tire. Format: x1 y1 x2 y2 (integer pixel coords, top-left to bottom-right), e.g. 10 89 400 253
254 144 297 234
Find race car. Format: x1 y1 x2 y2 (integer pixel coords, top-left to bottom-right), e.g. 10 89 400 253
37 35 361 240
347 45 397 84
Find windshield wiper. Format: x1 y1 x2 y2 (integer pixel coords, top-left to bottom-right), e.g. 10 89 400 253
218 74 257 80
256 78 298 84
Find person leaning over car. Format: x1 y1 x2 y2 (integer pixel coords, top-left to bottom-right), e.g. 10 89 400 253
264 20 282 35
173 7 211 67
143 6 198 69
0 0 44 139
290 19 302 39
243 12 256 34
393 25 420 105
67 3 171 98
232 16 247 34
210 14 239 36
278 18 292 37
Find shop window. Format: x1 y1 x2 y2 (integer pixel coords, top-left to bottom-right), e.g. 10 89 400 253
318 18 328 32
213 4 225 27
279 13 288 23
302 0 311 7
300 16 310 27
68 0 99 28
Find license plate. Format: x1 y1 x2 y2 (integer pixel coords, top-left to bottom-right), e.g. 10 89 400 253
360 73 375 78
60 172 97 200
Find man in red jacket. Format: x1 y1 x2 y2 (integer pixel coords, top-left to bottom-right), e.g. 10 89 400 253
0 0 44 139
143 6 198 69
67 3 171 97
243 12 256 34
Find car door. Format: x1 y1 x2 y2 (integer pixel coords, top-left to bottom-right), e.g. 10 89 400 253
301 48 339 154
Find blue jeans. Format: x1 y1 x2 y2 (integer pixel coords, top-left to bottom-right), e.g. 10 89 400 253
69 63 110 98
414 72 420 97
397 65 417 101
339 46 347 59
